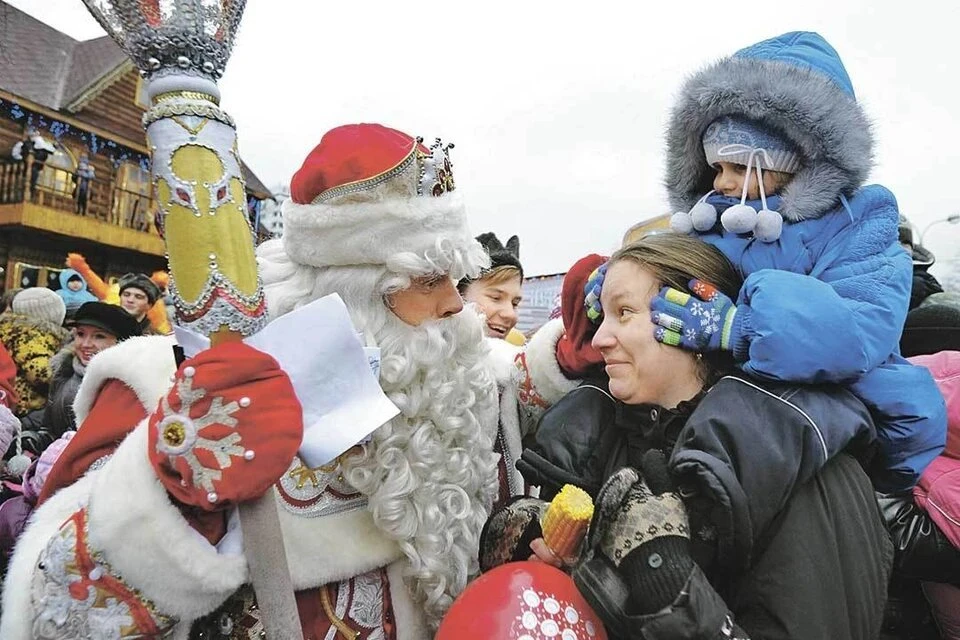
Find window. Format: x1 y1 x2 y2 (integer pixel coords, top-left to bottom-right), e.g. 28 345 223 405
112 162 152 230
12 261 60 290
37 143 77 195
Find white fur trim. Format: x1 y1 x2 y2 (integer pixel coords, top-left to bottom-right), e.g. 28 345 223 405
73 335 178 424
523 318 579 406
388 560 430 640
276 488 403 589
282 192 478 268
86 421 249 620
483 336 526 494
485 336 520 387
500 382 525 492
0 472 96 639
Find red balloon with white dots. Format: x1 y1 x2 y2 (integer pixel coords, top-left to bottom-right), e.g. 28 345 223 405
437 561 608 640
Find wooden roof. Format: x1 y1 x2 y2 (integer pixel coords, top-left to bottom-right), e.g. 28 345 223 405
0 3 127 111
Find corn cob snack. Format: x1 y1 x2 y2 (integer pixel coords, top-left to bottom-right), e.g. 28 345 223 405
542 484 594 559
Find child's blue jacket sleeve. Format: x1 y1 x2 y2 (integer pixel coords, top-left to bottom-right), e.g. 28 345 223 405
730 186 911 383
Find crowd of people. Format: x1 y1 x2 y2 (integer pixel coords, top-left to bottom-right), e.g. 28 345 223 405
0 266 165 478
0 30 957 640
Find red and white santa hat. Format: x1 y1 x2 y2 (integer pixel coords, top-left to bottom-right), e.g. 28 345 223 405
282 123 483 270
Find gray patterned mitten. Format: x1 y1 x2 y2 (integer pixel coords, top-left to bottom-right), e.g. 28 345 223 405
591 450 694 615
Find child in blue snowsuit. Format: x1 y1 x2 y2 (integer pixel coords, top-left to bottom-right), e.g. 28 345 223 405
658 31 946 493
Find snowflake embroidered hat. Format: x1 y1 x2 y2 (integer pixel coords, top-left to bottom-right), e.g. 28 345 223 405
282 123 487 274
702 116 802 175
148 342 303 510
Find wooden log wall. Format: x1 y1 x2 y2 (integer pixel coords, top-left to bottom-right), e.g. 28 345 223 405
0 117 23 160
72 70 147 146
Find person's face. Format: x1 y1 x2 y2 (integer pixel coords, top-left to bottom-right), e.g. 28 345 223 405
66 279 83 292
73 324 118 365
387 274 464 326
463 275 523 339
592 261 702 408
120 287 151 320
712 161 785 200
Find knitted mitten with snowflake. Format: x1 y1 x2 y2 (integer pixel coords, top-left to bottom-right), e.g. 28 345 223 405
650 279 737 352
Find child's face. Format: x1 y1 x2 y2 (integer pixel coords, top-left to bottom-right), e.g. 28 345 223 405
712 161 788 200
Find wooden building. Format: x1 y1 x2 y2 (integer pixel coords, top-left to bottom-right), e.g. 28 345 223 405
0 2 273 292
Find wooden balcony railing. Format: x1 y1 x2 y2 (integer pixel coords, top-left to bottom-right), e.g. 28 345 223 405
0 158 155 234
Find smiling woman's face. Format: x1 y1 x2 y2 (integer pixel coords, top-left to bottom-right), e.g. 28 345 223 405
591 260 703 408
73 324 118 366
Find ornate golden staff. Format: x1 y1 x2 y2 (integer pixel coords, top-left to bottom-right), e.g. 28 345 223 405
78 2 303 638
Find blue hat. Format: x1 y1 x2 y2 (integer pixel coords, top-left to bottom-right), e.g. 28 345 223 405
702 116 802 174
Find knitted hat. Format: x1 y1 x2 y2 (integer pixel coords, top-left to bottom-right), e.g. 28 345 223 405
118 273 161 306
702 116 802 174
556 254 607 377
68 301 143 341
12 287 66 325
282 123 482 270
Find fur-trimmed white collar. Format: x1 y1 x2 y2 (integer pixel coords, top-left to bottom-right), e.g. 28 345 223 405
485 336 520 387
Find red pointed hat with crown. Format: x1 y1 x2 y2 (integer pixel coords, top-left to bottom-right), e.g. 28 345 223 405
282 123 484 270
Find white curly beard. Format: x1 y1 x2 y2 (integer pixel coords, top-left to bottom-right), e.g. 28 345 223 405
257 238 500 630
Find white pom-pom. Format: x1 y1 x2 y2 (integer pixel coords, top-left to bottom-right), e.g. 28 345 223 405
670 211 694 234
755 209 784 242
689 202 719 232
721 204 759 234
5 453 31 478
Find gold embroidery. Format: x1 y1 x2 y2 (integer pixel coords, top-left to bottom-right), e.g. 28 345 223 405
320 585 360 640
288 464 321 490
162 421 186 447
170 116 210 136
153 90 220 105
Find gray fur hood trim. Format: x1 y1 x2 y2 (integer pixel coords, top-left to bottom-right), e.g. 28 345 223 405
49 347 77 382
666 56 873 221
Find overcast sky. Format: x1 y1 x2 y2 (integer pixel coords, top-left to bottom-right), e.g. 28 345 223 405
8 0 960 277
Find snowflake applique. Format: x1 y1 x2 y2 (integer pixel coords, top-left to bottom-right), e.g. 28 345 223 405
155 374 243 494
691 280 718 301
689 301 706 318
685 328 698 343
699 308 721 334
86 597 135 634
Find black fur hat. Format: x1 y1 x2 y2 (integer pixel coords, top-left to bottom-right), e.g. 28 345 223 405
476 232 522 277
458 232 522 291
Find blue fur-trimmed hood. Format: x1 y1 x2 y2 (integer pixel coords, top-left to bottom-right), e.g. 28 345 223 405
666 32 873 222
